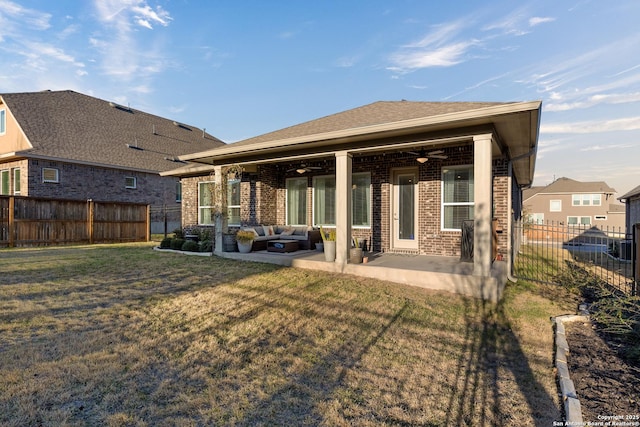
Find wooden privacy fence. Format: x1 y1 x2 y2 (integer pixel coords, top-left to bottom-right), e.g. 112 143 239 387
0 196 149 247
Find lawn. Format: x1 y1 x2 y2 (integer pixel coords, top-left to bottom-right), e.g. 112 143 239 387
0 243 575 426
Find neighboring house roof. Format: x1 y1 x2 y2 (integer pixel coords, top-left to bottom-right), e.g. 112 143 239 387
524 177 616 201
1 90 225 173
171 100 542 187
619 184 640 201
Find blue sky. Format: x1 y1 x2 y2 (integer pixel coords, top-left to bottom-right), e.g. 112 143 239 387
1 1 639 196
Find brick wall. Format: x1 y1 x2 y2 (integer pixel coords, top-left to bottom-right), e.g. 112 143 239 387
179 144 517 257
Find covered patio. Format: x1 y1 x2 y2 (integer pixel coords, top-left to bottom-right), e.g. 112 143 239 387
165 100 541 302
217 248 507 302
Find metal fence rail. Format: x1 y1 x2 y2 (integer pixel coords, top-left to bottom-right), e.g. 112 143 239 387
512 221 637 296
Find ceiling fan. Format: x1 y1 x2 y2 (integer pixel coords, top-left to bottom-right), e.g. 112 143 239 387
287 164 323 174
406 149 448 164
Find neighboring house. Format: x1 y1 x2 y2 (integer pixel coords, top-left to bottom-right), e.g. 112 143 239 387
523 177 626 231
0 90 225 232
163 100 542 292
618 184 640 235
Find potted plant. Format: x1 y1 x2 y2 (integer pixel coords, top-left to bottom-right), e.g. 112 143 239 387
235 230 255 253
320 226 336 262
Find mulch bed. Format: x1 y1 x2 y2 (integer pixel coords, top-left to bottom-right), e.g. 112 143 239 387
565 321 640 421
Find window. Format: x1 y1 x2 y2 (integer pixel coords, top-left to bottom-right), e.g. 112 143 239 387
125 176 137 189
227 178 241 226
313 175 336 226
352 173 371 227
286 177 307 226
198 181 215 225
0 109 5 135
13 168 20 194
567 216 591 225
43 168 59 183
594 215 607 221
528 213 544 224
550 200 562 212
572 194 601 206
0 170 8 195
175 182 182 202
442 166 474 230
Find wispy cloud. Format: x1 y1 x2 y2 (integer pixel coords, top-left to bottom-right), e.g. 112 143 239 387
545 91 640 111
580 143 634 151
529 16 555 27
387 21 478 73
541 116 640 133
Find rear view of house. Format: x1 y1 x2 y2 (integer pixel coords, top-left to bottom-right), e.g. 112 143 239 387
164 100 542 300
0 90 225 232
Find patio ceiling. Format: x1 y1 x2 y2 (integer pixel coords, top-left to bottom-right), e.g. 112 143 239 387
169 101 541 187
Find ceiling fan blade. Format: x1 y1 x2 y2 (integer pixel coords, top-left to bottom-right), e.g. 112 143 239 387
405 151 420 156
427 150 445 155
429 155 448 159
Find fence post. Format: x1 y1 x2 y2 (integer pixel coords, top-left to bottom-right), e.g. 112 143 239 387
88 199 94 244
146 205 151 242
8 196 15 248
635 224 639 296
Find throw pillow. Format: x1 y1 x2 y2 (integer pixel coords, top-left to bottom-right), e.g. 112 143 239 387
280 227 294 236
262 225 275 236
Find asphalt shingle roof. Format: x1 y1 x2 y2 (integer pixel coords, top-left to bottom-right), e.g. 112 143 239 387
231 100 511 147
524 177 616 200
1 90 225 172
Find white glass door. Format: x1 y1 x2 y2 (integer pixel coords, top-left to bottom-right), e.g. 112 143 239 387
392 169 418 250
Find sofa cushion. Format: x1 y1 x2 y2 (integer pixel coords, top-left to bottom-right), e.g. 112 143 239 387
254 226 265 236
262 225 275 236
280 227 295 236
281 234 307 241
293 227 307 236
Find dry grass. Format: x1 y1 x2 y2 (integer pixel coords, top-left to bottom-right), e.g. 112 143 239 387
0 243 573 426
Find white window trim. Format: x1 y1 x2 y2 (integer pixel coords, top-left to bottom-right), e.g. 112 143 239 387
567 216 591 225
227 178 241 227
125 176 137 189
198 180 215 225
312 174 336 227
441 165 474 232
0 109 6 135
594 215 607 221
175 181 182 203
42 167 59 183
13 168 20 195
549 199 562 212
286 177 308 226
0 169 8 196
352 172 372 229
572 193 601 206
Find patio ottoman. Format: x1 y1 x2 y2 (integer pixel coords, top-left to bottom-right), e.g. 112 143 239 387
267 240 299 253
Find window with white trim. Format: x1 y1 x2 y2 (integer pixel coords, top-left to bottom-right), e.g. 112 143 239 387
0 109 5 135
125 176 137 189
442 166 474 230
567 216 591 225
42 168 59 183
198 181 215 225
0 170 8 195
227 178 241 226
594 215 607 221
313 175 336 226
550 200 561 212
572 194 602 206
13 168 20 194
527 213 544 224
286 177 307 226
352 172 371 228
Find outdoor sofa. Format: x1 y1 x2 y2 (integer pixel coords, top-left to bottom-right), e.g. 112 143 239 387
240 225 322 251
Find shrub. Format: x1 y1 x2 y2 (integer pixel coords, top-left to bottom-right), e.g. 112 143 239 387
171 238 185 250
199 240 213 252
173 228 184 239
160 237 172 249
182 240 199 252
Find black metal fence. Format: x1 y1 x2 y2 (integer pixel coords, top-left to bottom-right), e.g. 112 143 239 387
512 221 637 296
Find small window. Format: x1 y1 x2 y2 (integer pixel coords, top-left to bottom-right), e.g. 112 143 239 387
227 178 241 226
175 182 182 202
549 200 561 212
43 168 59 183
0 170 9 195
13 168 20 194
594 215 607 221
592 194 601 206
125 177 137 189
0 109 5 135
